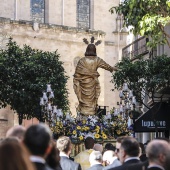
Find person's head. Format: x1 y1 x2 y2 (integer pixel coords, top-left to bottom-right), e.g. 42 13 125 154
93 143 103 153
2 136 20 143
56 136 72 155
6 125 26 141
0 138 35 170
119 136 140 164
46 140 60 169
103 150 116 166
104 143 115 151
85 44 97 56
84 137 95 149
115 136 126 159
89 150 103 166
23 123 52 158
146 139 170 170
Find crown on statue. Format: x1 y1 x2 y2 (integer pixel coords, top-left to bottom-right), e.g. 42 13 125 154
83 36 102 46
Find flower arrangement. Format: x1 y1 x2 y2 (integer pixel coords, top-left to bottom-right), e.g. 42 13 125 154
50 109 131 143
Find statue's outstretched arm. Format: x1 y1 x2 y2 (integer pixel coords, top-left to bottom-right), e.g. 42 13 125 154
97 57 118 72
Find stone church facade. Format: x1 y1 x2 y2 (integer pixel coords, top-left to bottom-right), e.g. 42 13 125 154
0 0 127 138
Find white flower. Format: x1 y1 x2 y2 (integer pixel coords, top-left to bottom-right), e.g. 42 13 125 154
87 115 93 120
72 134 77 138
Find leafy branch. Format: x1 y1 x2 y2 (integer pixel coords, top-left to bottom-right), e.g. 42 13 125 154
0 38 70 121
110 0 170 48
111 55 170 109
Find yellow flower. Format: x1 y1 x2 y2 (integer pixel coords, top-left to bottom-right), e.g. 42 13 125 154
118 115 122 119
60 123 63 128
116 130 121 135
95 133 100 139
73 130 77 135
82 120 86 124
102 133 107 139
79 135 84 141
112 123 116 127
77 126 81 130
96 126 100 129
85 126 90 131
95 129 100 133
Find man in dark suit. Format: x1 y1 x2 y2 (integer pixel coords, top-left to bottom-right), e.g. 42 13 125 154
146 139 170 170
57 136 81 170
23 123 55 170
87 150 103 170
108 136 141 170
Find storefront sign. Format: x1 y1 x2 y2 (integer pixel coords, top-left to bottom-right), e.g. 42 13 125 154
134 102 170 132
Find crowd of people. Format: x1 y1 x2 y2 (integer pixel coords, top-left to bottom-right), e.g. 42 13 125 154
1 123 170 170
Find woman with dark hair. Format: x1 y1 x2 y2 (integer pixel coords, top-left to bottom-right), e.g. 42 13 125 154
46 140 62 170
73 41 117 116
0 138 36 170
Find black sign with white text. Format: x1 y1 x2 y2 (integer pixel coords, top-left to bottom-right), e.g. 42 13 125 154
135 102 170 132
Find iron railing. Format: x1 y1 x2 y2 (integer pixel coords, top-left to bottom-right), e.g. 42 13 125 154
122 36 149 59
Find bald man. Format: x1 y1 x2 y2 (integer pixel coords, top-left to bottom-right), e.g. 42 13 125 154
93 143 103 153
6 125 26 141
146 139 170 170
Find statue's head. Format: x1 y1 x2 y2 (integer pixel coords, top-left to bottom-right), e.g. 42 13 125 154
85 44 97 56
83 37 102 57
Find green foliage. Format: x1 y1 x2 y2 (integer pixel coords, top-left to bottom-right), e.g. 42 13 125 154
0 38 69 120
110 0 170 48
111 55 170 107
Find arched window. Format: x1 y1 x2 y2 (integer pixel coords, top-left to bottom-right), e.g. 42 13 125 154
31 0 45 23
77 0 90 29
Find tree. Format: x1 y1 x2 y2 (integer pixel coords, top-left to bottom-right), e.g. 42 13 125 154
110 0 170 48
111 55 170 109
0 38 69 123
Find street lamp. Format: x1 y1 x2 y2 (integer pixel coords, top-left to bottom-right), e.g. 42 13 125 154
39 84 65 127
116 82 138 137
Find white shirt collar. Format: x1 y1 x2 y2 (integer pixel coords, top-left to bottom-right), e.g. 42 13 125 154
59 152 69 158
30 155 46 164
91 162 102 166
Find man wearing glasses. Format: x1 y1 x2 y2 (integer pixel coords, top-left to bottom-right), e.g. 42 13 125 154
115 136 125 161
108 136 141 170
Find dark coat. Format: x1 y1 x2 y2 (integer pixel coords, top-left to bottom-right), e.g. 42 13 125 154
34 162 55 170
126 160 149 170
147 167 164 170
108 159 142 170
60 156 81 170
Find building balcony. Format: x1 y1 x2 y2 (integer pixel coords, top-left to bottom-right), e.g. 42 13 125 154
122 36 149 59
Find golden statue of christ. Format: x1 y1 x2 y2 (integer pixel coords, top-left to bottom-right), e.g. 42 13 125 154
73 37 117 116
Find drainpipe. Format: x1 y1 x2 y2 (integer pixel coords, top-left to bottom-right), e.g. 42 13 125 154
14 0 17 20
62 0 64 25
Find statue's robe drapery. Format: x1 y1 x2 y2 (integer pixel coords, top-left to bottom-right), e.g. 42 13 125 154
73 56 113 115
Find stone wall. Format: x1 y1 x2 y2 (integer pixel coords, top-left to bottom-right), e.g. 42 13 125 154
0 106 15 138
0 0 128 138
0 18 122 115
